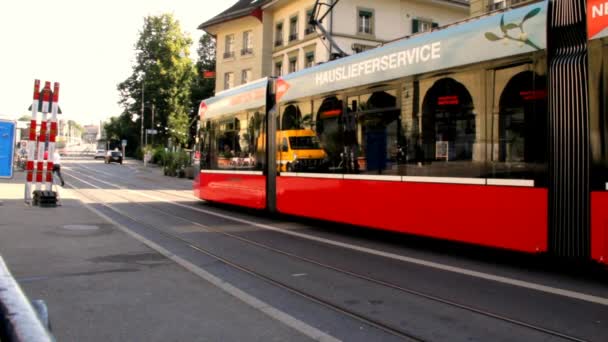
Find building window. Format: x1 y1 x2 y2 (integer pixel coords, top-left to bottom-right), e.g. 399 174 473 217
224 72 234 90
241 69 252 84
358 9 374 35
242 30 253 56
275 61 283 77
305 9 315 35
289 57 297 73
412 18 437 34
305 51 315 68
275 22 284 47
289 15 299 42
352 43 375 54
224 34 235 59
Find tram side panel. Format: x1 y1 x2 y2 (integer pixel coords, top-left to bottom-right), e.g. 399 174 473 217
198 172 267 209
588 20 608 265
276 177 547 253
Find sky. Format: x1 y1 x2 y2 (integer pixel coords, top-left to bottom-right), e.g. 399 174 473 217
0 0 229 126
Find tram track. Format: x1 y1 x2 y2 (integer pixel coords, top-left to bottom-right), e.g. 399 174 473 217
63 166 590 342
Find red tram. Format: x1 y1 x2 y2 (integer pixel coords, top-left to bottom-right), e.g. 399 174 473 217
195 0 608 265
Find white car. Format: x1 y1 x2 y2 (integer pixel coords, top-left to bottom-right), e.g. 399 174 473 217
94 149 106 159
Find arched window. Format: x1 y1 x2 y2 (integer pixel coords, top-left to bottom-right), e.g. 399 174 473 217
422 78 476 162
490 70 548 180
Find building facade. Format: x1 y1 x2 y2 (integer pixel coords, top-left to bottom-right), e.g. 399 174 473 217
469 0 539 17
200 0 469 93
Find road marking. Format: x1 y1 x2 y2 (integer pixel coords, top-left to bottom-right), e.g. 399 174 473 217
63 176 341 342
65 168 608 307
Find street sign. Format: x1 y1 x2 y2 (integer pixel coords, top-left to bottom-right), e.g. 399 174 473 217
121 139 127 147
146 129 158 135
0 119 16 179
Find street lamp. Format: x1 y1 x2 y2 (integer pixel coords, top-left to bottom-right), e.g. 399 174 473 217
140 77 144 150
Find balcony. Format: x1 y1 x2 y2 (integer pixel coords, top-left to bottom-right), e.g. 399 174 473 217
223 51 235 59
241 48 253 56
289 33 298 42
274 39 283 47
305 27 315 35
487 0 531 12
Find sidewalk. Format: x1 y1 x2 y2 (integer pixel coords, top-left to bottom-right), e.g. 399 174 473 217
0 173 308 341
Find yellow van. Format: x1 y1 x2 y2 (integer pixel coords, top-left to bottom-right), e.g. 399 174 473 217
276 129 327 172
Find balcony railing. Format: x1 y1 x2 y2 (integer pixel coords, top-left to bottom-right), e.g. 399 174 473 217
305 27 315 35
241 48 253 56
487 0 530 12
223 51 235 59
289 33 298 42
274 39 283 47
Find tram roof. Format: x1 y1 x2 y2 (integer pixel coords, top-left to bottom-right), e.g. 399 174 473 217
277 0 548 103
198 78 268 121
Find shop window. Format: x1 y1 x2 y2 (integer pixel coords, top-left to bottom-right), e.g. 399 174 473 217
315 96 344 172
348 89 402 175
408 77 483 178
489 70 547 180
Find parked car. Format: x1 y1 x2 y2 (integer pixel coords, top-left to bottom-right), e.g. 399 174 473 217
94 149 106 159
105 150 123 164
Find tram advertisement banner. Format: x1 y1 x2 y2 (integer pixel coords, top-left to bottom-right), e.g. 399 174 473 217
199 78 268 120
277 1 548 103
588 0 608 40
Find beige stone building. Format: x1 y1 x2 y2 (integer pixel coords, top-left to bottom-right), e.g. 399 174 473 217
469 0 540 17
200 0 469 93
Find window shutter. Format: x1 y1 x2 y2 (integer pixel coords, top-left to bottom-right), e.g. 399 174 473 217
412 19 419 33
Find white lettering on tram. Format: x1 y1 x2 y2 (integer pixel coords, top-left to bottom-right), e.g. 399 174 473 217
315 41 441 86
592 3 608 18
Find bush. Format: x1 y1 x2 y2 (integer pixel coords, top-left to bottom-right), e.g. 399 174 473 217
152 147 167 165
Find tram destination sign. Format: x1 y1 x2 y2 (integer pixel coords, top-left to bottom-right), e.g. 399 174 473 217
277 1 548 103
588 0 608 40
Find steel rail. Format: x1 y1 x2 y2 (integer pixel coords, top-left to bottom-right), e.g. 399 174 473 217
64 168 589 342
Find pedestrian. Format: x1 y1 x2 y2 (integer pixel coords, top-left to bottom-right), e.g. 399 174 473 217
53 151 65 187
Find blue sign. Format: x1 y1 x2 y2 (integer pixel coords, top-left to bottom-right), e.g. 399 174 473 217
0 119 16 178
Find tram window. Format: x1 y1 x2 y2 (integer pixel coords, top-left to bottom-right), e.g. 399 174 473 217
488 70 547 181
406 77 485 178
208 110 265 171
314 96 344 173
250 110 266 171
353 90 402 175
199 121 211 170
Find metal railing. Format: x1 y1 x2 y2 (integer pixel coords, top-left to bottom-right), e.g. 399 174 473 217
0 256 53 342
289 33 298 42
487 0 532 12
241 48 253 56
223 51 235 59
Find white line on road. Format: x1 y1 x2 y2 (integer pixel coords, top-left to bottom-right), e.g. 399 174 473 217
63 174 341 342
65 168 608 307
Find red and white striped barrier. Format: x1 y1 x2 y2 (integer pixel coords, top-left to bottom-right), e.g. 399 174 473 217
24 80 61 203
25 80 40 203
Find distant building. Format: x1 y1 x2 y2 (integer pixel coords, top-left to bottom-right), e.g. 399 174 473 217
199 0 469 93
82 125 99 144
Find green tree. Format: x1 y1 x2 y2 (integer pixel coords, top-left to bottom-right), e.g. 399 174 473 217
189 33 216 147
116 13 196 151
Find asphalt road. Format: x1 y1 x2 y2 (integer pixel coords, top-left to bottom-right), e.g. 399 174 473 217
53 158 608 341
